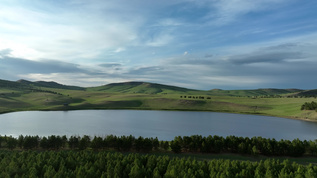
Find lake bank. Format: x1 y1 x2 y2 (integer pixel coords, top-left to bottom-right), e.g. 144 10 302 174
1 105 317 123
1 110 317 141
1 89 317 122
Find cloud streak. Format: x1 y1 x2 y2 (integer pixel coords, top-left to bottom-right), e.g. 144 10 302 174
228 51 304 65
0 0 317 89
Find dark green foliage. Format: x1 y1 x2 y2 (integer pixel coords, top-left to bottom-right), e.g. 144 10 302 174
170 135 315 157
301 101 317 110
22 135 39 149
160 141 170 151
1 150 316 177
68 136 79 149
0 79 28 88
91 136 104 150
6 136 17 150
296 89 317 97
170 140 181 153
78 135 91 150
0 133 317 177
0 134 317 157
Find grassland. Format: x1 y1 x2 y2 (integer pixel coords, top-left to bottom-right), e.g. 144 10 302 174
0 79 317 121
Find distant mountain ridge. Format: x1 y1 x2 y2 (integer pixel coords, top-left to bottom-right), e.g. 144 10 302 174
0 78 314 96
295 89 317 97
16 79 85 90
87 81 305 96
208 88 303 96
87 81 196 94
0 79 27 88
0 79 86 91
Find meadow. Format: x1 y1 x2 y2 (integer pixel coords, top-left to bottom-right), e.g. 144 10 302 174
2 79 317 177
0 83 316 121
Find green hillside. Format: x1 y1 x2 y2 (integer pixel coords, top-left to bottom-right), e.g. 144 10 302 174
87 81 198 94
207 88 303 97
295 89 317 97
17 79 85 90
87 81 303 97
1 78 317 121
0 79 29 89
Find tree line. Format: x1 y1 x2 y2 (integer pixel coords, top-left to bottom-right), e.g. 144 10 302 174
1 135 317 157
180 96 211 99
0 150 317 177
170 135 314 157
0 135 163 152
301 101 317 111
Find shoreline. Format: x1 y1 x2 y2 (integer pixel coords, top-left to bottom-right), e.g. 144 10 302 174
1 107 317 123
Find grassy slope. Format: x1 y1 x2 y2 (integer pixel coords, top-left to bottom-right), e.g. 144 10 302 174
207 88 303 96
87 81 201 94
1 79 316 121
17 79 85 90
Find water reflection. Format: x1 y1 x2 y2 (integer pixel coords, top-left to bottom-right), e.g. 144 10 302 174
0 110 316 141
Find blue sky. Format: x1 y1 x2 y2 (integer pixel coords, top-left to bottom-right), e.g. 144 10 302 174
1 0 317 90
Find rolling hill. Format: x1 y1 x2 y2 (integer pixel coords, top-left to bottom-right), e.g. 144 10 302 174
0 79 85 91
87 81 198 94
207 88 303 97
1 78 317 120
0 79 28 88
87 81 303 96
17 79 85 90
293 89 317 97
0 78 307 96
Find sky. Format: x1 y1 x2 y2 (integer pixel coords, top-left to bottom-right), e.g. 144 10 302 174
1 0 317 90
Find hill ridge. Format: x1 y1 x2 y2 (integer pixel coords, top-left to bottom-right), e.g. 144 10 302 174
87 81 196 94
14 79 84 90
0 78 313 96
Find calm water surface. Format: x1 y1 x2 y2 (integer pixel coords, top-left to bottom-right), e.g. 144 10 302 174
1 110 317 141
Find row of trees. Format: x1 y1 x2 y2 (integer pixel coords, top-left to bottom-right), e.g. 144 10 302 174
31 88 64 96
301 101 317 111
0 135 166 152
1 135 317 157
0 150 317 177
170 135 313 157
180 96 212 99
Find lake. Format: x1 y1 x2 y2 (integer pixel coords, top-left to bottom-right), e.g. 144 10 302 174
0 110 317 141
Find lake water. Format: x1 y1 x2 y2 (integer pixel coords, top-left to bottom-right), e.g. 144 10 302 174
0 110 317 141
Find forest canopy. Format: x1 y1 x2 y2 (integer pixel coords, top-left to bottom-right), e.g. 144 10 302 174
1 134 316 157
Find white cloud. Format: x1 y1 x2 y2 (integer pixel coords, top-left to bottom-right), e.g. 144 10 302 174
0 1 141 61
20 73 105 87
114 48 126 53
0 48 12 58
202 0 287 26
145 33 174 47
201 76 272 87
1 0 317 90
